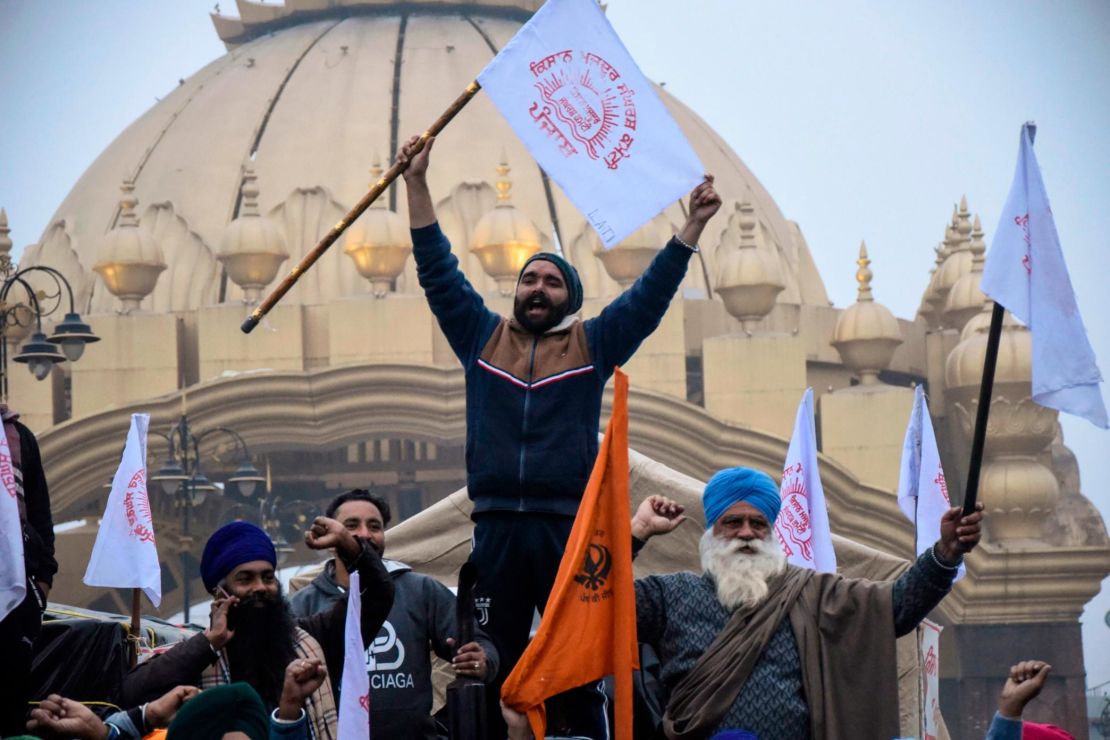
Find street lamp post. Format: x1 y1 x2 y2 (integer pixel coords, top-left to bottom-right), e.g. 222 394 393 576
1 263 99 400
150 413 264 623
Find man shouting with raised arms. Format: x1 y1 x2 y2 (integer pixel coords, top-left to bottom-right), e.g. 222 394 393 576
397 133 720 737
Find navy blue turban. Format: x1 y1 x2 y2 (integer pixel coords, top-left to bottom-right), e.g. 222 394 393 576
520 252 584 315
200 521 276 592
702 467 781 529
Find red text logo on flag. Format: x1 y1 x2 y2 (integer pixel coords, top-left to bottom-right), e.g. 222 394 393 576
527 49 637 170
0 451 15 499
123 470 155 544
776 465 814 562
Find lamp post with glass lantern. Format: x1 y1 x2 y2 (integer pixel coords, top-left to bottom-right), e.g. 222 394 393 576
150 414 264 623
0 262 100 401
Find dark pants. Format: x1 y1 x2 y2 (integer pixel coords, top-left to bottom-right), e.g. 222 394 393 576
469 512 610 740
0 582 45 736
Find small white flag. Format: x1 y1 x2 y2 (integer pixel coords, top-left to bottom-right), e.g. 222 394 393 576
0 421 26 620
919 619 944 740
338 569 370 740
83 413 162 607
774 389 836 573
477 0 703 248
898 386 964 581
981 123 1108 428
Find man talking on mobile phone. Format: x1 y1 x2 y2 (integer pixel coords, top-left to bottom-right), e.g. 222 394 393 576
119 518 393 740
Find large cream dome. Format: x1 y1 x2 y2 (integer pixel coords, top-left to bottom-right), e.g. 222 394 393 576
23 0 828 314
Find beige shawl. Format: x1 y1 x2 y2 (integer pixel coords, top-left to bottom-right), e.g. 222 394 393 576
664 564 899 740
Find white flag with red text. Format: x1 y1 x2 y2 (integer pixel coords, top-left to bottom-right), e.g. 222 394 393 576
897 386 964 581
0 420 26 620
981 123 1108 428
477 0 703 248
83 413 162 606
774 388 836 573
919 619 944 740
338 569 371 739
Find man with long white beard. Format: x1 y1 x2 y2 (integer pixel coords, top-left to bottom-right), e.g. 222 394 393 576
630 466 983 740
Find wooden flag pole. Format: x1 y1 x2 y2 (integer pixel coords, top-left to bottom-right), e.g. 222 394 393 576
129 588 142 668
241 81 483 334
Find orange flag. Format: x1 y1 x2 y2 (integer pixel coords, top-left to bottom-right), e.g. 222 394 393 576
501 367 638 739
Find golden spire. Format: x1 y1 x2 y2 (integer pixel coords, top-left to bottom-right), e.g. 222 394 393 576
494 151 513 205
93 176 167 312
368 153 386 210
239 165 260 217
957 194 973 242
471 153 542 296
118 177 140 228
855 240 873 302
969 213 985 266
217 164 289 303
833 239 902 384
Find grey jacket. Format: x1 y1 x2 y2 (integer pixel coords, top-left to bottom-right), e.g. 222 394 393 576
290 559 499 740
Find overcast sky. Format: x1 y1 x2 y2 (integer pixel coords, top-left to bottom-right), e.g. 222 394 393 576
2 0 1108 687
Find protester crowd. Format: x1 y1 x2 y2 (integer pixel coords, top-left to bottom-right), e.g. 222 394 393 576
0 135 1077 740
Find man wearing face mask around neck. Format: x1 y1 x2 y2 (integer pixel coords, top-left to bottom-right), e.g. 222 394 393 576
397 133 721 738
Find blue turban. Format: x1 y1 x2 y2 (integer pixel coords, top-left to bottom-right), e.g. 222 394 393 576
520 252 584 314
702 467 781 529
200 521 276 592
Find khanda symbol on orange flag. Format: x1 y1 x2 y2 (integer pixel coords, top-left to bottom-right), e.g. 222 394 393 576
501 367 638 739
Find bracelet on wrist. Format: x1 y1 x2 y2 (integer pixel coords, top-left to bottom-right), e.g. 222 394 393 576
272 707 306 725
673 234 699 252
930 542 961 570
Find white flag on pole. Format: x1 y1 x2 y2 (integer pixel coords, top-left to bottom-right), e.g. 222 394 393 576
919 618 944 740
897 386 964 582
981 123 1108 428
774 388 836 573
477 0 703 248
83 413 162 607
338 569 371 740
0 421 26 621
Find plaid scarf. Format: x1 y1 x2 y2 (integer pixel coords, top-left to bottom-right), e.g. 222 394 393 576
201 626 337 740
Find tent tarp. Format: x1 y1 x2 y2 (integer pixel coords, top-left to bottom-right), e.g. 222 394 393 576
291 446 946 739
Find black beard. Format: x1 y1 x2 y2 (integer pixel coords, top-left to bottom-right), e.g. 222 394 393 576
513 293 568 334
225 585 298 709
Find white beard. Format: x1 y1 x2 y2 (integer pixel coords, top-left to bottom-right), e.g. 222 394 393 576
700 529 788 611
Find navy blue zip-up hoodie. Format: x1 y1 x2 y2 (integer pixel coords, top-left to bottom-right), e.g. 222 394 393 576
413 222 692 518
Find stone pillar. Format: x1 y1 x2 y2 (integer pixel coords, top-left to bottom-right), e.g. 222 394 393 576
938 301 1106 738
702 332 806 440
71 312 181 419
329 294 438 366
197 303 304 381
820 385 915 490
940 623 1089 739
582 297 686 400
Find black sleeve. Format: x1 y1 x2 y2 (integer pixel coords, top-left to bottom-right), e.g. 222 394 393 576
18 422 57 586
891 546 959 637
119 631 214 706
297 540 394 688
